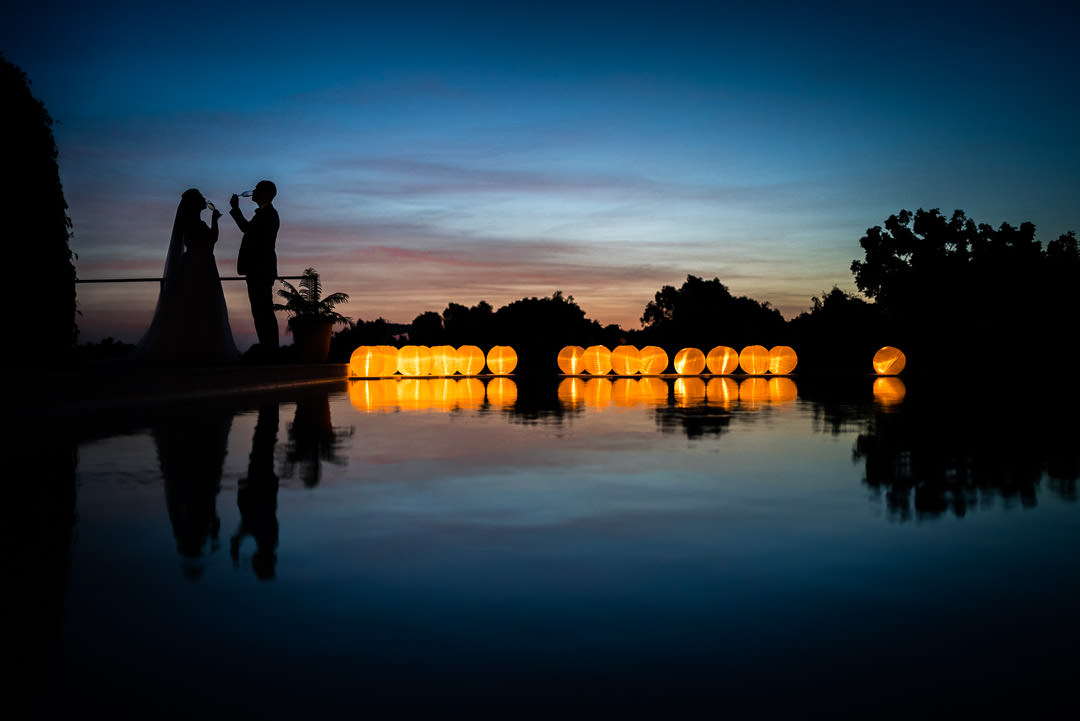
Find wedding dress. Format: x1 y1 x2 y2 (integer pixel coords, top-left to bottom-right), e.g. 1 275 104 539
133 191 240 364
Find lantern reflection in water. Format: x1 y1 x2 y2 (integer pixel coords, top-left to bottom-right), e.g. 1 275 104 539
455 377 485 409
348 379 398 411
706 377 739 409
739 345 770 375
768 346 798 375
397 378 434 410
430 345 459 375
397 345 433 376
583 345 612 375
427 379 457 411
557 345 586 374
638 377 668 405
706 346 739 375
673 348 706 375
349 345 398 377
557 377 586 409
769 377 798 404
457 345 486 376
349 378 504 412
583 378 613 407
612 378 636 407
486 346 518 375
639 345 669 375
873 346 906 375
674 377 707 406
873 377 906 406
739 377 770 408
611 345 641 375
486 377 518 409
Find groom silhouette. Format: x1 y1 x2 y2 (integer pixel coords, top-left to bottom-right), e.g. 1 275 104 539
229 180 280 353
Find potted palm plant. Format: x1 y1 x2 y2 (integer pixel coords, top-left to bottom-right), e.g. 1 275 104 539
274 267 351 363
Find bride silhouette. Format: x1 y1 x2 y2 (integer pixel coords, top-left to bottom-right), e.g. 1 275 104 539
134 189 240 364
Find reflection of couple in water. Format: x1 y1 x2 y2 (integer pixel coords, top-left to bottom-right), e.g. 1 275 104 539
134 180 280 364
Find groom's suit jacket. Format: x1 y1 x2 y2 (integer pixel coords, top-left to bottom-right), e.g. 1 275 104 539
232 204 279 279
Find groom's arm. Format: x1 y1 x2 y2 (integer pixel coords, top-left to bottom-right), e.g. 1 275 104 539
229 207 250 233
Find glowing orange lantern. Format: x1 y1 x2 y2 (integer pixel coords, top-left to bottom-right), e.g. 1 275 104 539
673 347 706 375
557 345 586 374
739 345 769 375
348 379 397 411
768 346 798 375
486 345 518 374
706 346 739 375
873 346 906 375
583 345 612 375
639 346 669 375
739 377 769 408
674 377 706 406
611 345 641 375
430 345 459 375
873 377 906 406
706 377 739 409
349 345 398 377
768 377 798 404
397 345 433 376
457 345 486 376
486 377 518 409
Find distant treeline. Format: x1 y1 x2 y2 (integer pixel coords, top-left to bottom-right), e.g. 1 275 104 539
331 208 1080 376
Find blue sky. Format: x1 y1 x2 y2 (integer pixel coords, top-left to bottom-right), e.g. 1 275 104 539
3 1 1078 346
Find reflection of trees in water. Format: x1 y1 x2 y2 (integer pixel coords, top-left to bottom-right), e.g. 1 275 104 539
3 423 77 716
852 386 1080 521
154 412 233 580
653 377 798 438
798 377 875 436
279 388 354 487
504 378 584 426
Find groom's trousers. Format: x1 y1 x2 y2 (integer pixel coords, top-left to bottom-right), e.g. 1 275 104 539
246 275 279 349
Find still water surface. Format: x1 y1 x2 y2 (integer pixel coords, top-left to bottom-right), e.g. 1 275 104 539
12 376 1080 717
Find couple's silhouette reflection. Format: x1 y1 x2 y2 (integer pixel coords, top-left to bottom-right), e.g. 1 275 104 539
154 400 280 581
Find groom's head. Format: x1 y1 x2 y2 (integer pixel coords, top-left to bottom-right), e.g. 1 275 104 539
253 180 277 206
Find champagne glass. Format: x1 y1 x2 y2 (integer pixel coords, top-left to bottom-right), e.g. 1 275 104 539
238 190 254 198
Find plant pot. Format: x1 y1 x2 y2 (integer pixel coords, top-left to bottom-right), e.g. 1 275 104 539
288 318 334 363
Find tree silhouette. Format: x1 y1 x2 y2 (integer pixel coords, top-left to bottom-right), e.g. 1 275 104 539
442 300 495 347
492 291 604 374
851 208 1080 372
2 54 77 364
639 275 787 351
788 287 883 374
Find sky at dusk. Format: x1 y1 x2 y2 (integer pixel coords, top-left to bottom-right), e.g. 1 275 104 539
3 0 1078 347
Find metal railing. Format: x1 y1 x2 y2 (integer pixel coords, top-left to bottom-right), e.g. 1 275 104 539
76 276 306 283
